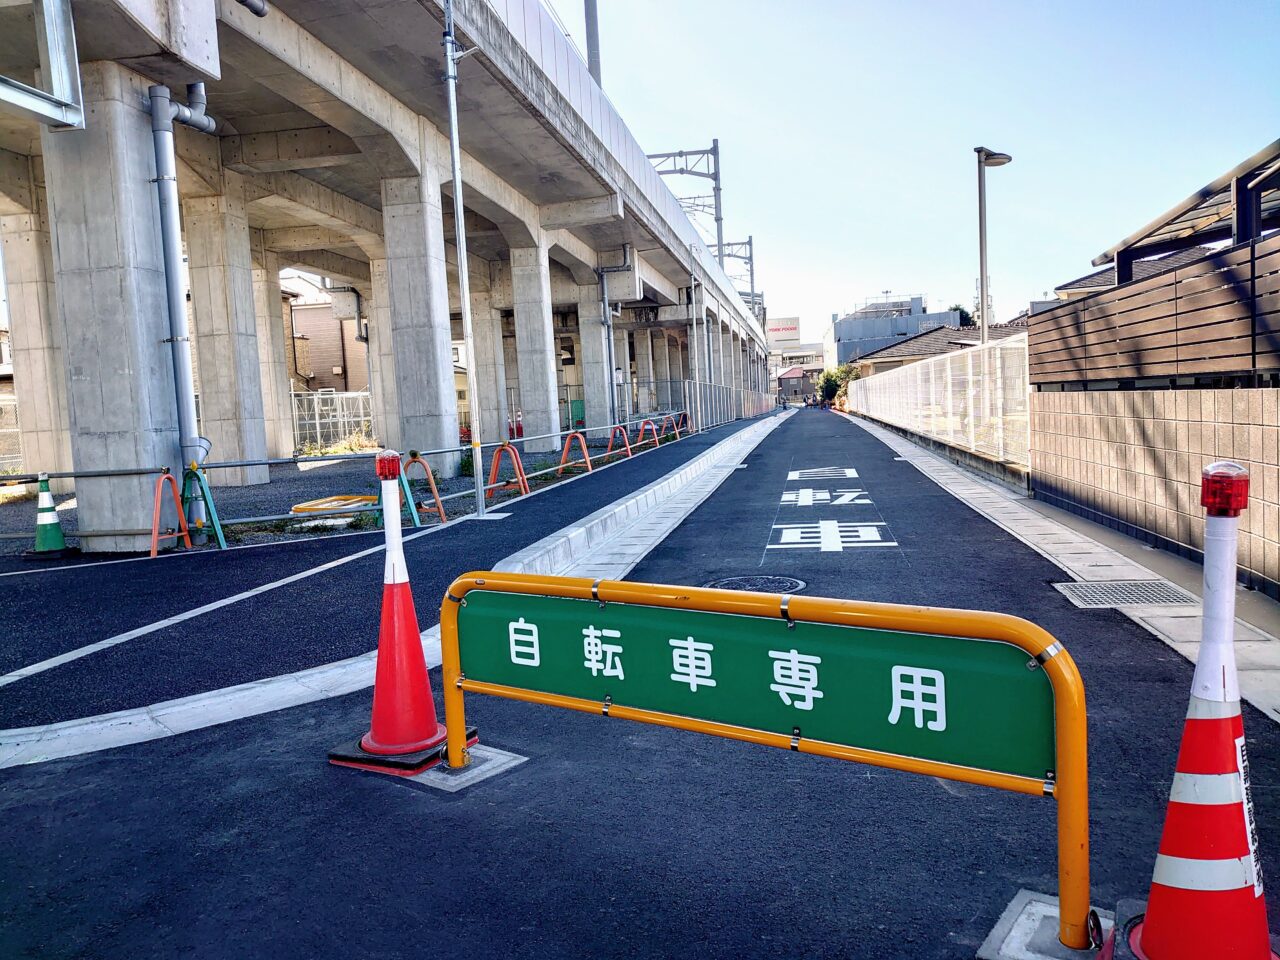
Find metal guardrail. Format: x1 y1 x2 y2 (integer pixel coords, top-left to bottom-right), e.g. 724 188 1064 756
844 333 1030 467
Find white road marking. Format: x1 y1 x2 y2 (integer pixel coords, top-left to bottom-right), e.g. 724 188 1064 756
0 413 790 767
0 539 398 687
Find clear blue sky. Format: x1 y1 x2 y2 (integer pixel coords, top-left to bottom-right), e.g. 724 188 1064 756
546 0 1280 341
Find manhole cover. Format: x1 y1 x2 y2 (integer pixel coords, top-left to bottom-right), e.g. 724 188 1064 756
703 576 806 593
1053 580 1198 609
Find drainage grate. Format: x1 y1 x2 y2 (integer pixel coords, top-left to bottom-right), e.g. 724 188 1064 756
1053 580 1198 608
703 576 806 593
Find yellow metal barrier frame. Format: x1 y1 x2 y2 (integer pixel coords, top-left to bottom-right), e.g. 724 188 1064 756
440 571 1090 950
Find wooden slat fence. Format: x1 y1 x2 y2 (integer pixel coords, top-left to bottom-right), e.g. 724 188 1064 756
1029 234 1280 383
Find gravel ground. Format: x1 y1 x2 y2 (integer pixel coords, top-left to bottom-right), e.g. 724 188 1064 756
0 432 679 555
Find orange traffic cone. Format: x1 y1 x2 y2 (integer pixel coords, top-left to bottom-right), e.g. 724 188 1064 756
329 450 473 775
1101 462 1277 960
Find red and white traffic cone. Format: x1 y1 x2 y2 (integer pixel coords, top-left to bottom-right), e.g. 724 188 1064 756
1101 462 1277 959
329 450 464 776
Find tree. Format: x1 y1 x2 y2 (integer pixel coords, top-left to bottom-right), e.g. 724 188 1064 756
949 303 973 327
816 369 840 402
832 363 859 407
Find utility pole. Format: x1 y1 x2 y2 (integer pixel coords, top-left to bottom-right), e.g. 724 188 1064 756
584 0 601 86
444 0 486 515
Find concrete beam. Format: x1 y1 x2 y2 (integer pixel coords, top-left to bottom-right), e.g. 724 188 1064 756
546 229 598 286
261 225 356 252
540 194 622 229
216 0 420 177
246 170 384 258
277 248 371 286
605 252 676 305
221 128 363 173
443 156 539 248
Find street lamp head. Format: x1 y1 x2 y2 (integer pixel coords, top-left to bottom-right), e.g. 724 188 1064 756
975 146 1012 167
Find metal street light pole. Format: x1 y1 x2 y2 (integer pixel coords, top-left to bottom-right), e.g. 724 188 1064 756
444 0 486 516
974 146 1011 344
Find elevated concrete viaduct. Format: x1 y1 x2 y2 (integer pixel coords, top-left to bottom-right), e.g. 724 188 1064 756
0 0 771 550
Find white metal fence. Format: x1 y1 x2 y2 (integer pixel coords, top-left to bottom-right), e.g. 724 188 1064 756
292 390 374 448
844 333 1030 466
0 396 19 470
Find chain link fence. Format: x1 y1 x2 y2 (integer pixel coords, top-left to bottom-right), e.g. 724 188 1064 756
844 333 1029 466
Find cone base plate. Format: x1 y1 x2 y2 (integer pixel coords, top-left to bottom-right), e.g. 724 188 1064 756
328 727 478 777
22 546 77 561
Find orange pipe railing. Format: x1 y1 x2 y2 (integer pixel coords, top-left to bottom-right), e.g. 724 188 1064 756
604 425 632 458
486 442 530 499
403 452 448 523
633 418 660 450
150 470 193 557
556 431 593 476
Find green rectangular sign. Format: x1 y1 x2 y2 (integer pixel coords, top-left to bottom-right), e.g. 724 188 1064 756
456 590 1057 780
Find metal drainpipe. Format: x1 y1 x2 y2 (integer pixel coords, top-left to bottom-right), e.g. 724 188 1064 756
150 83 217 531
234 0 269 15
596 243 632 426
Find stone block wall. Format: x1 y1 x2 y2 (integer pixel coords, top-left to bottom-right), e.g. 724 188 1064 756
1031 388 1279 598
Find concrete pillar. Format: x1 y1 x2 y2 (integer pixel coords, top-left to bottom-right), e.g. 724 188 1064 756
726 329 740 417
40 61 181 551
184 170 268 485
511 243 559 452
472 289 508 444
612 326 630 420
576 287 611 433
707 318 722 423
673 336 688 413
634 327 655 413
652 332 671 410
502 328 519 432
1 179 72 482
365 261 398 448
250 245 294 458
379 173 459 472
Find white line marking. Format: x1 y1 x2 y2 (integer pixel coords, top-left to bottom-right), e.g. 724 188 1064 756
0 414 789 767
0 539 396 687
0 420 770 680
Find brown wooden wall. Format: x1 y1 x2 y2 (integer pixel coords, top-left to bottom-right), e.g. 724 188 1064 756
1029 233 1280 383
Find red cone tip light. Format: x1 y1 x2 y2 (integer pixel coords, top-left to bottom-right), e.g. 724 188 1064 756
375 450 401 480
1201 460 1249 517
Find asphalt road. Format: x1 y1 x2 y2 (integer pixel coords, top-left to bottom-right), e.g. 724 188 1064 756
2 408 1276 959
0 416 764 728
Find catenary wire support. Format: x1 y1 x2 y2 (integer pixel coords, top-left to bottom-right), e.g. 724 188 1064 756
647 141 724 266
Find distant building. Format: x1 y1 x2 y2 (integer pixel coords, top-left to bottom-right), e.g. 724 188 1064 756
777 363 823 399
1007 300 1061 326
824 296 963 366
283 271 370 393
856 324 1024 377
766 315 823 380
